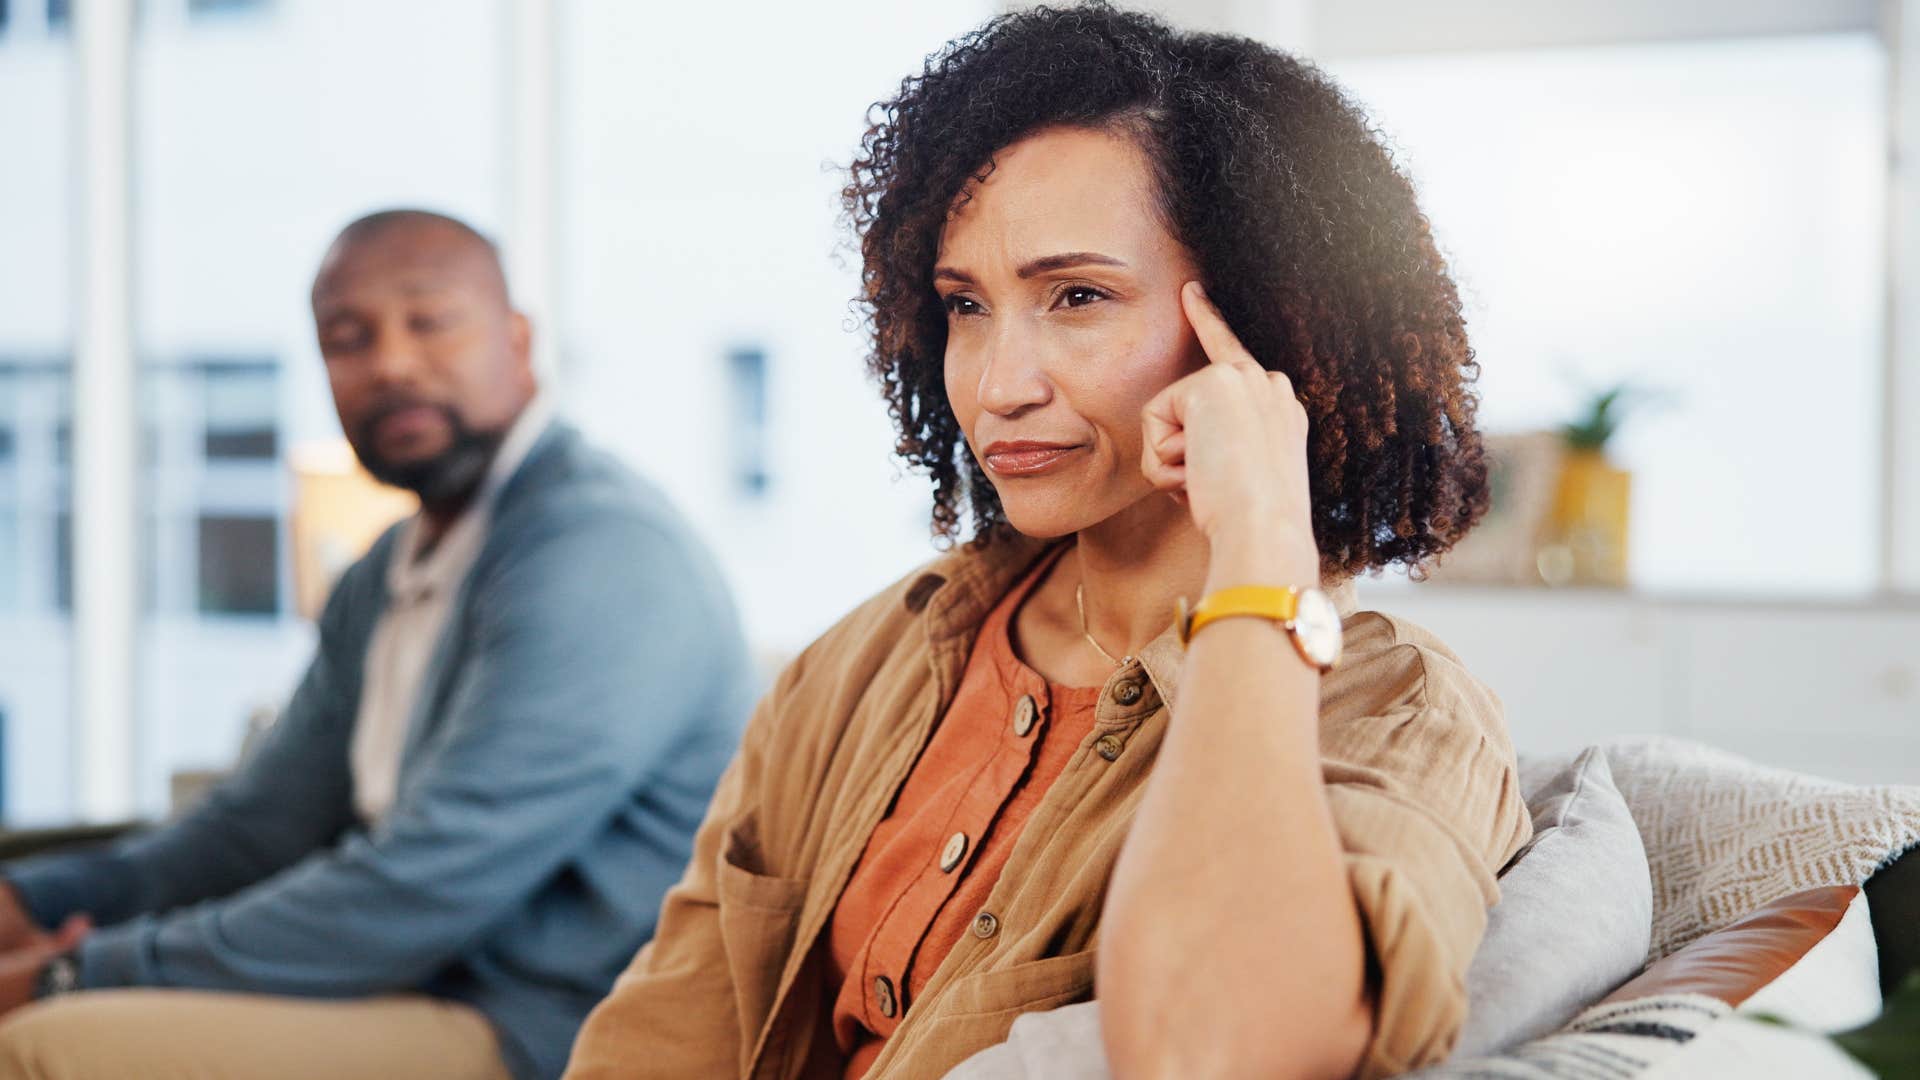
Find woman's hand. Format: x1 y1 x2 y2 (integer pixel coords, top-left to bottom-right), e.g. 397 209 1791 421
1142 282 1320 586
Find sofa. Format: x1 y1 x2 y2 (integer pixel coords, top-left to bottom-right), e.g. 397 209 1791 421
946 737 1920 1079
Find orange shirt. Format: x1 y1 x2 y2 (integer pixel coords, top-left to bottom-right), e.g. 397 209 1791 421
827 546 1099 1078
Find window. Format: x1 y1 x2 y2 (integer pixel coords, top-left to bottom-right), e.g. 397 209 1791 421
0 364 74 617
727 346 771 497
0 1 72 823
0 367 15 462
0 510 16 612
187 0 268 16
142 358 283 620
196 515 278 614
53 508 71 612
201 361 278 460
1328 35 1886 595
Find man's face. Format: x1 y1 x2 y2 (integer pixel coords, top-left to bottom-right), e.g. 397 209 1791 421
311 221 534 504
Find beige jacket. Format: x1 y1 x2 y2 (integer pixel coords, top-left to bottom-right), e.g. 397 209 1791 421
565 537 1531 1080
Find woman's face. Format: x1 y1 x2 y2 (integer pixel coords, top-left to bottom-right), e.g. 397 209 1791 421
937 125 1207 540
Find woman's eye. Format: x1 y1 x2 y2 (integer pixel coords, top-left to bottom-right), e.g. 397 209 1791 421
1059 286 1108 309
943 295 982 317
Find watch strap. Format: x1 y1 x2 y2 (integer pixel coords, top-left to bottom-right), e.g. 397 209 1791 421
1177 585 1304 644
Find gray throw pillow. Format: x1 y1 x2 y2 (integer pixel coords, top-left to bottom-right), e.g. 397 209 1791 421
1454 745 1653 1057
943 1000 1108 1080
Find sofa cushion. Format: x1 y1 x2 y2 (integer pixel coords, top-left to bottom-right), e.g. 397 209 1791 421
1412 885 1881 1078
1604 884 1879 1032
1454 746 1652 1057
1590 737 1920 962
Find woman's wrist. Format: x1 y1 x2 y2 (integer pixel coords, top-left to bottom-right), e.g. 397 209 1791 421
1204 516 1320 593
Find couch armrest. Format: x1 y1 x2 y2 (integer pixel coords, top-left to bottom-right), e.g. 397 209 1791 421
0 822 145 863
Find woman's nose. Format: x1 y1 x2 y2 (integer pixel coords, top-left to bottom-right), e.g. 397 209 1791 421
975 325 1052 417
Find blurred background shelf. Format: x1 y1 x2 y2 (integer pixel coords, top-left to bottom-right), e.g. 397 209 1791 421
1367 583 1920 785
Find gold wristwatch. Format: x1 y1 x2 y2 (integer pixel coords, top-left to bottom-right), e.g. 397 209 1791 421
1176 585 1343 672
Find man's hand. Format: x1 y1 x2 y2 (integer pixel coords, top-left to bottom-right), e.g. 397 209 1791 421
0 882 42 953
0 914 91 1018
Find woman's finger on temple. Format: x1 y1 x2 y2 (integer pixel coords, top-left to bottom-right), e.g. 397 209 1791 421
1181 281 1255 368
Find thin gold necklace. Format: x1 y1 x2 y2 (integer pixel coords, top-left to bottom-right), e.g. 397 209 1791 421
1075 582 1123 666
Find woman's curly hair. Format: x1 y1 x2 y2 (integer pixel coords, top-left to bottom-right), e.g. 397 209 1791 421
843 3 1489 578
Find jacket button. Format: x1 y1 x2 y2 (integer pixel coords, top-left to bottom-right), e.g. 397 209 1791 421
940 832 969 873
1012 694 1038 737
874 975 897 1018
1110 681 1143 706
972 911 999 939
1096 734 1124 761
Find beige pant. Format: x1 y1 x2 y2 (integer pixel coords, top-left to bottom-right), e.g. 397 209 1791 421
0 989 513 1080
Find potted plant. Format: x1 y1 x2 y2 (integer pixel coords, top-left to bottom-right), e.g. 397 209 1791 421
1540 384 1645 588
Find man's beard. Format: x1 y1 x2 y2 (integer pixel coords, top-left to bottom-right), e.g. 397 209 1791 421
351 398 506 508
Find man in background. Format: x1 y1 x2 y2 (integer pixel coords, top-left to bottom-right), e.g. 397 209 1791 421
0 210 753 1080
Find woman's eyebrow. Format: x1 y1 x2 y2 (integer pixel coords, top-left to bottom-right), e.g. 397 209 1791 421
1017 251 1127 277
934 252 1128 285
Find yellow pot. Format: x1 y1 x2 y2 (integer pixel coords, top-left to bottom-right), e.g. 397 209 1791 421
1542 450 1631 587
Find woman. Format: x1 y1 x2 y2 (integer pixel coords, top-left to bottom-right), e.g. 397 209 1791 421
566 6 1529 1079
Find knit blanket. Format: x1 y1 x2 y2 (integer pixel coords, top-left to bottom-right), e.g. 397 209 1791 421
1522 736 1920 963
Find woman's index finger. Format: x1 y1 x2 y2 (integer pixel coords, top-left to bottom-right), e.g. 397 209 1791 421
1180 281 1251 366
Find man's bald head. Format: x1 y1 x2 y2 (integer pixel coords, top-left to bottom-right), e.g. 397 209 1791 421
312 209 510 308
311 208 535 513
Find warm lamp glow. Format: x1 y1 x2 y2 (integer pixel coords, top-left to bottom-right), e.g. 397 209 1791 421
289 441 416 620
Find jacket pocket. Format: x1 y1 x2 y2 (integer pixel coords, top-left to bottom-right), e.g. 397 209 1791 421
935 950 1097 1021
715 813 810 1051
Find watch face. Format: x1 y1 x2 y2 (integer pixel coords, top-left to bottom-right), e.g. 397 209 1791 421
1292 588 1344 669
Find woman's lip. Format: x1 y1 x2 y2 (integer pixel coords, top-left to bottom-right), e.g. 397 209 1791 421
982 444 1084 477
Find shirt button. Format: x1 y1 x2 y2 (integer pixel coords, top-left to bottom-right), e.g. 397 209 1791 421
874 975 897 1018
1096 734 1125 761
972 911 1000 939
939 832 969 873
1012 694 1038 737
1111 680 1143 706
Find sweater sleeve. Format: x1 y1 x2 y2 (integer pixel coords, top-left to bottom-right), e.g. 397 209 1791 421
70 508 739 998
561 651 803 1079
1 545 382 930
